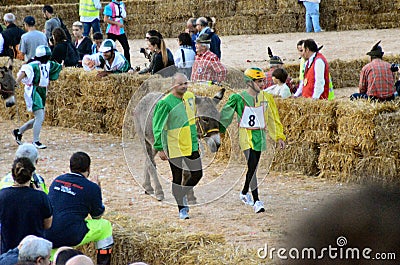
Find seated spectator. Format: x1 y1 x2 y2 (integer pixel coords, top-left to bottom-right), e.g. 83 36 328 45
138 30 162 75
264 68 292 98
350 41 396 102
72 21 92 62
0 157 53 253
91 32 103 54
50 27 79 67
174 32 196 79
18 236 52 264
83 39 130 77
195 17 221 59
191 33 227 83
147 35 174 75
52 246 72 264
44 152 113 265
0 143 48 193
65 255 94 265
55 249 83 265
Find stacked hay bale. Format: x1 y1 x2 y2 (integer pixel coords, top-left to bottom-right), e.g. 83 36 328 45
78 215 258 265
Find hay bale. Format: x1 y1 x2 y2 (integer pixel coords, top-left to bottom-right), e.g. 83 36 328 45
374 110 400 158
353 155 400 184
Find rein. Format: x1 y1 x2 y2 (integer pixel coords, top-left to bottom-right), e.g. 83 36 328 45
196 117 219 138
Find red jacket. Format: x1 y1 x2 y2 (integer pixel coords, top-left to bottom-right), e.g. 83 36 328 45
303 52 329 99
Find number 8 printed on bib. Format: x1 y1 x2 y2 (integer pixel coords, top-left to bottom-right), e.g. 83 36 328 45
239 105 265 129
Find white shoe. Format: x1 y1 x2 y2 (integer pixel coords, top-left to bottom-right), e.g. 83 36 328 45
254 200 265 213
33 141 47 149
239 192 254 206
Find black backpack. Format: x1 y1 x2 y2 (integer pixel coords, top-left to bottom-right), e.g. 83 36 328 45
57 17 72 41
64 41 80 67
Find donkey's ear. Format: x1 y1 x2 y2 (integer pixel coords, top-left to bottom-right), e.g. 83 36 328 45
6 57 13 71
213 88 225 104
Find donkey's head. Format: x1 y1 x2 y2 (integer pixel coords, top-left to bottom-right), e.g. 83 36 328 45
0 58 17 107
195 88 225 153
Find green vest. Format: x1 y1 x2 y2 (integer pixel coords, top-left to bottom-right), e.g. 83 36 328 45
79 0 99 17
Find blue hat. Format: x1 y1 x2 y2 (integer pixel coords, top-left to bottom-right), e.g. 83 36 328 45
23 16 35 26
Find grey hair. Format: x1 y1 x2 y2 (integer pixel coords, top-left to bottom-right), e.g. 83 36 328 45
200 43 210 50
187 17 197 27
65 255 94 265
171 72 187 85
18 237 52 262
196 17 208 27
15 143 39 165
3 13 15 23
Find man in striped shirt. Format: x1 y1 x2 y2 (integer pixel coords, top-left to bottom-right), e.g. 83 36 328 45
191 33 227 84
351 41 396 102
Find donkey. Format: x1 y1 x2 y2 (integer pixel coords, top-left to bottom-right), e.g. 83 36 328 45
0 58 16 107
134 88 225 202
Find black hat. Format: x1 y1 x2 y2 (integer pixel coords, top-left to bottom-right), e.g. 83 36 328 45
23 16 35 26
366 41 384 57
269 56 283 65
196 33 211 44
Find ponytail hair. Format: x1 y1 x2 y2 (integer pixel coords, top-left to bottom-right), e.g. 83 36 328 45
12 157 35 185
148 36 169 67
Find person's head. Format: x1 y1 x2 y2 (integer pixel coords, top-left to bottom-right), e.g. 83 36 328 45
145 29 162 40
148 36 169 66
269 56 284 69
52 27 67 44
366 40 384 60
301 39 319 60
297 39 305 58
177 32 192 47
23 16 35 29
3 13 15 25
244 67 266 91
34 45 52 64
15 143 39 165
55 249 83 265
99 39 116 61
195 33 211 54
196 17 208 32
93 32 103 48
18 236 52 265
65 255 94 265
52 247 73 264
12 157 35 185
171 73 189 97
186 18 198 34
70 151 91 175
272 68 288 85
42 5 54 19
72 21 84 39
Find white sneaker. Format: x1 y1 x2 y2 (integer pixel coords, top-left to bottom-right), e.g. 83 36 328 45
33 141 47 149
239 192 254 206
254 200 265 213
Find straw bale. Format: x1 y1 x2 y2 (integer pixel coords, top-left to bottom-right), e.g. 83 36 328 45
271 141 320 176
374 110 400 158
235 0 277 16
276 0 303 12
318 143 360 181
353 155 400 184
154 0 193 20
336 100 399 155
373 12 399 29
336 11 374 31
76 214 255 265
196 0 236 18
218 15 258 36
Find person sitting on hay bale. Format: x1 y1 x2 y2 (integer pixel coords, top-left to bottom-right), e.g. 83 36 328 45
82 38 131 77
219 67 286 213
293 39 330 100
350 41 396 102
44 152 113 265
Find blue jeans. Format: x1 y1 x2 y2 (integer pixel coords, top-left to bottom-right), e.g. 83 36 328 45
303 1 321 32
83 18 101 37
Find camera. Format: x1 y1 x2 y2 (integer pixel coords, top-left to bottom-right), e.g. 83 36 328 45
140 48 151 60
390 63 399 72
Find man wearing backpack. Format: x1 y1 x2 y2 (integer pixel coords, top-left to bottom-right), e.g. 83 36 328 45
42 5 71 43
0 13 25 59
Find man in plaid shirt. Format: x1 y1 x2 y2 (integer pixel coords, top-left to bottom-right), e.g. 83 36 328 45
351 41 396 102
191 33 227 83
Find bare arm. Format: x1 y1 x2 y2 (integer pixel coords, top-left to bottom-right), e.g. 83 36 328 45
43 216 53 229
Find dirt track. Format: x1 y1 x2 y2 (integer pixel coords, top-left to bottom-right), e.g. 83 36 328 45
0 28 398 262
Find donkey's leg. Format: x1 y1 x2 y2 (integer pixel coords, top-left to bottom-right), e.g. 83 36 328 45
183 170 197 204
147 144 164 201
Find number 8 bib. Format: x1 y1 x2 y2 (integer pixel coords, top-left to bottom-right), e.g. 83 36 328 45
239 105 265 129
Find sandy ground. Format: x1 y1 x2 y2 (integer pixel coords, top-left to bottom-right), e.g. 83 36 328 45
0 28 398 263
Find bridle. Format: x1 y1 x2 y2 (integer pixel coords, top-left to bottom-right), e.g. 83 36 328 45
196 117 219 138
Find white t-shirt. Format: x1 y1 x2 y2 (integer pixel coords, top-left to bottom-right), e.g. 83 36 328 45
264 83 292 98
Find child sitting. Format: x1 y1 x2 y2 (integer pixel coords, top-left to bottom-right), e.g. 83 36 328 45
264 68 292 98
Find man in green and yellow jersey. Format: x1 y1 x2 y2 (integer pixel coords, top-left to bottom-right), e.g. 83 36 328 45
152 73 202 220
219 67 286 213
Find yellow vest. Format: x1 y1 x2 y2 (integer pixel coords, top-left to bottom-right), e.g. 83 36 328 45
79 0 99 17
